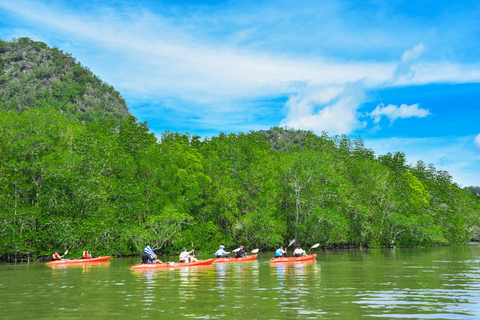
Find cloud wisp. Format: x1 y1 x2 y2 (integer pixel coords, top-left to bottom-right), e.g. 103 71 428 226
475 134 480 151
369 103 431 125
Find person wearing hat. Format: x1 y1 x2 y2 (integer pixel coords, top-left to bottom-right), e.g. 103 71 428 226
179 247 198 263
235 246 246 258
293 244 306 257
215 245 229 258
275 245 286 257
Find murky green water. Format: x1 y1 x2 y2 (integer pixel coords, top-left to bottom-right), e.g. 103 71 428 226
2 244 480 319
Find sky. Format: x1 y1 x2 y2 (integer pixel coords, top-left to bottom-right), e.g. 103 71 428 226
1 0 479 187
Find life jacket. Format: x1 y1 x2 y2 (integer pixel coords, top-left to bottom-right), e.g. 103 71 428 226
275 248 284 257
83 251 90 259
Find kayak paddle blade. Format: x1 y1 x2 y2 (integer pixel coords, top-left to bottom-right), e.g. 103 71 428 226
311 243 320 249
250 249 259 253
288 239 296 247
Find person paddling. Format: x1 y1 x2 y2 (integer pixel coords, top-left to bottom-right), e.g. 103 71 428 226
52 251 63 260
293 244 306 257
275 245 287 258
143 246 163 264
235 246 246 258
179 247 198 263
82 250 92 259
215 245 229 258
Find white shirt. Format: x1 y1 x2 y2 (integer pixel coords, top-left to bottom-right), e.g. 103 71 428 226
293 248 305 255
215 248 227 256
179 251 190 261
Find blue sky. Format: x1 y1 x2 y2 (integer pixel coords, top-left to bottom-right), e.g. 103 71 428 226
1 0 479 187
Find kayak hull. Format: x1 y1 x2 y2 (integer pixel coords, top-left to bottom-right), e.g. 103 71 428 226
129 258 215 270
46 256 111 265
269 254 317 263
213 254 258 263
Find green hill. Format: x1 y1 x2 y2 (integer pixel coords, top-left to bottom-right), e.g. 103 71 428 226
0 37 130 122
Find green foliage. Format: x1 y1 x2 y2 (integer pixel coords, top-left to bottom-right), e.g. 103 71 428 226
1 40 479 260
1 108 479 261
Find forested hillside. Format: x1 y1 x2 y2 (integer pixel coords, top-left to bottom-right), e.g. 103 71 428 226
0 37 130 122
0 38 479 262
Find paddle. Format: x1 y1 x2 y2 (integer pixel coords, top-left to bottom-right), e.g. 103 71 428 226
59 249 69 260
250 249 259 254
285 239 295 254
310 243 320 249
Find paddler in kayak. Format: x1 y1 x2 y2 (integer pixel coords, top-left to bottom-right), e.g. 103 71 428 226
235 246 247 258
52 251 63 260
179 247 198 263
143 246 163 264
275 245 287 258
215 245 230 258
293 244 306 257
141 252 163 264
82 250 92 259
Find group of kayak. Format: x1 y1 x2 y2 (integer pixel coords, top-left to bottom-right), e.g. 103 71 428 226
46 242 319 268
130 243 318 269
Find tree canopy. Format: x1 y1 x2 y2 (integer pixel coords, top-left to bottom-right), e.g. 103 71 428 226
1 38 479 262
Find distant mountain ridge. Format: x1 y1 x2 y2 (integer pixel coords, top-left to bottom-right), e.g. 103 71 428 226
0 37 130 122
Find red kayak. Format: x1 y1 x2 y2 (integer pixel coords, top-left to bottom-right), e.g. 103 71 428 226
213 254 258 263
46 256 111 265
269 254 317 263
129 258 215 270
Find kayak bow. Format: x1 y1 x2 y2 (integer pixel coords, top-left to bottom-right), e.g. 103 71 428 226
269 254 317 263
129 258 215 270
213 254 258 263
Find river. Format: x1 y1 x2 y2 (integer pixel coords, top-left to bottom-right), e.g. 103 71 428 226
2 244 480 319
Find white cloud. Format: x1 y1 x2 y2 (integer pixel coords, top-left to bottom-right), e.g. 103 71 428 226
401 43 426 64
3 1 480 106
475 134 480 150
280 84 367 135
369 103 431 125
390 42 426 83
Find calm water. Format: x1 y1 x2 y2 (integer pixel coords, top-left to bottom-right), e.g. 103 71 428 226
2 244 480 319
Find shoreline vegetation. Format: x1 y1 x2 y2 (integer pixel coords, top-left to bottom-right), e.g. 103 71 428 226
1 37 479 263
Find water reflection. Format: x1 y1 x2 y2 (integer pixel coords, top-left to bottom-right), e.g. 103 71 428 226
268 260 322 317
48 261 111 271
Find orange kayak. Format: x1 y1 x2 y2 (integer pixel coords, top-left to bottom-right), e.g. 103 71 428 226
46 256 111 265
213 254 258 263
129 258 215 270
269 254 316 263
